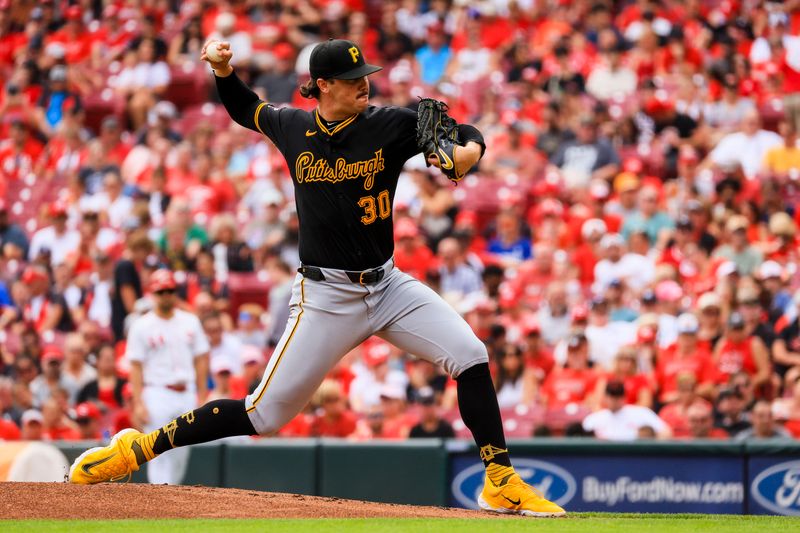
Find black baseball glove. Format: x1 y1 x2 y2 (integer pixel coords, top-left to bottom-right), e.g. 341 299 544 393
416 97 464 183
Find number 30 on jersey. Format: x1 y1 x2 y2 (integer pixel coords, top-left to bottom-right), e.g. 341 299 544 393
358 189 391 225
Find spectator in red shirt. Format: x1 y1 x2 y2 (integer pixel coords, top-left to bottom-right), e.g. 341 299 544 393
0 119 42 183
572 218 606 287
512 242 558 308
540 331 599 409
713 311 772 391
686 400 729 440
481 122 542 182
659 373 700 437
696 292 725 351
207 358 244 401
377 383 414 439
41 397 80 441
774 370 800 438
595 345 654 408
45 6 92 64
0 414 19 440
392 218 434 281
656 313 717 403
111 383 134 436
774 23 800 133
20 409 44 441
310 379 357 438
240 345 266 395
522 324 555 386
74 401 103 440
0 72 40 137
92 3 137 66
277 411 312 438
97 116 132 168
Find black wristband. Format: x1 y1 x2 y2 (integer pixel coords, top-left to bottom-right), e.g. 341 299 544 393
458 124 486 158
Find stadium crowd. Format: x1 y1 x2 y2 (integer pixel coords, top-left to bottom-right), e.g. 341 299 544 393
2 0 800 444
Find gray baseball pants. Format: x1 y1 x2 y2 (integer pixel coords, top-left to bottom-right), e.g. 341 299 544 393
245 257 488 435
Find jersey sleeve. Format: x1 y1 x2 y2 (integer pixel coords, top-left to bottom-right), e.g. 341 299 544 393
125 320 146 362
384 106 422 162
251 105 305 152
644 409 669 433
581 412 599 432
214 71 302 152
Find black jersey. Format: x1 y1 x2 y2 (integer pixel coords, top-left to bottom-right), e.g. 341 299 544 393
215 72 484 271
217 73 417 270
254 104 419 270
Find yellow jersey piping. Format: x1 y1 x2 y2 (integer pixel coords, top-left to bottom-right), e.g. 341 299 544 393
314 109 358 136
253 102 267 136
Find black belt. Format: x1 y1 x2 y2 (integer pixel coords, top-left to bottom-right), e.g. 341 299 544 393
298 265 386 285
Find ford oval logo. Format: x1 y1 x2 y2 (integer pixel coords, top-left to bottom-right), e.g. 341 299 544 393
751 460 800 516
451 458 576 509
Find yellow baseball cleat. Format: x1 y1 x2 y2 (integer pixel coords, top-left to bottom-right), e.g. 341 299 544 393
69 428 143 484
478 473 567 517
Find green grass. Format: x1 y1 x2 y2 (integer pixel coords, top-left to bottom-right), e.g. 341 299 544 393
0 515 794 533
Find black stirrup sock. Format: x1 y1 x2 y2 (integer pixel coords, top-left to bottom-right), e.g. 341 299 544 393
135 399 257 464
456 363 513 468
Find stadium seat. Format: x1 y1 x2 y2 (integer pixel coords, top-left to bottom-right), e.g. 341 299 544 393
165 63 210 111
226 271 272 317
175 103 231 137
500 405 546 438
543 405 591 435
82 89 125 136
760 99 784 132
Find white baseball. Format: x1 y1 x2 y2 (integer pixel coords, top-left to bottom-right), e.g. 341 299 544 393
206 41 224 62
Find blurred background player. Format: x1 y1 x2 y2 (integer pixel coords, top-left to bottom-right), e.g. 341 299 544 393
125 269 209 484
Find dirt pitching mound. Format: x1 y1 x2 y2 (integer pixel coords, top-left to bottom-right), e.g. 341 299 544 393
0 482 505 520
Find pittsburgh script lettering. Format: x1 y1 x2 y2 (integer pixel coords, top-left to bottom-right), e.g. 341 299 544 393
295 149 385 190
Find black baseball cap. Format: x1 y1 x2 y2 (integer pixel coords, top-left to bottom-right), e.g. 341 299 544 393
728 311 746 329
717 387 744 402
309 39 382 80
417 386 436 406
605 380 626 397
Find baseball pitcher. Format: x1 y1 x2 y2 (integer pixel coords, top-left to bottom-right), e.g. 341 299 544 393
70 39 565 517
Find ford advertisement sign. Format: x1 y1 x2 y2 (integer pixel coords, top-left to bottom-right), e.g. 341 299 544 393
449 455 744 513
749 459 800 516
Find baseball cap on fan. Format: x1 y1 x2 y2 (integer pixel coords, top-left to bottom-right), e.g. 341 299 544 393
149 269 177 292
309 39 382 80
